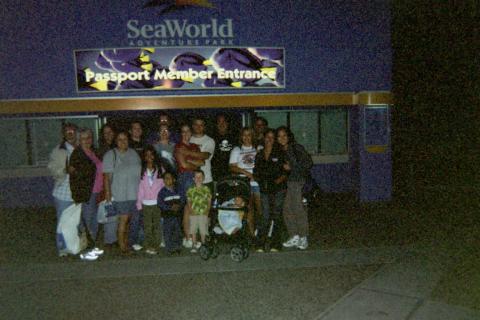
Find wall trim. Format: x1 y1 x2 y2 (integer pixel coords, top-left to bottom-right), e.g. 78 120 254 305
0 91 392 114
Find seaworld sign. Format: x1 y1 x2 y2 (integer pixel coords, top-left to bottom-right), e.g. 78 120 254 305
127 19 235 46
75 47 285 92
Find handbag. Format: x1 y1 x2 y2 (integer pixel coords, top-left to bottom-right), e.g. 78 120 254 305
104 201 117 217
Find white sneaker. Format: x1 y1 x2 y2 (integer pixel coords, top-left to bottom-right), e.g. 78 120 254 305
132 244 143 251
283 235 300 248
80 251 98 261
160 241 165 248
297 237 308 250
190 248 197 253
183 238 193 248
146 249 158 255
194 242 202 249
90 247 104 256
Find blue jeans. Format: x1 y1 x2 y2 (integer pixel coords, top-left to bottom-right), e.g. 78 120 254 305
163 216 182 252
177 171 194 200
259 190 286 247
54 197 74 252
81 192 98 244
103 216 118 244
129 209 144 246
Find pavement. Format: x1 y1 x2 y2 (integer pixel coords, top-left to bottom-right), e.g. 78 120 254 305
2 245 479 320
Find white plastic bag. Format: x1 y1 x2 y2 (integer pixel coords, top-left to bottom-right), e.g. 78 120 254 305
97 200 108 224
218 210 243 235
56 203 82 255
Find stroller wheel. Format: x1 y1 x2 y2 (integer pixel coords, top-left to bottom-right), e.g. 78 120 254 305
210 244 219 259
230 246 244 262
199 245 210 261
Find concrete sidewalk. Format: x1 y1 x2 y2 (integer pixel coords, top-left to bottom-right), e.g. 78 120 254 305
1 246 479 320
316 248 480 320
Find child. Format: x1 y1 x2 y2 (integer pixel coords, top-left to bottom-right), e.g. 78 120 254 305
136 146 165 255
157 171 183 254
216 196 246 235
186 170 212 253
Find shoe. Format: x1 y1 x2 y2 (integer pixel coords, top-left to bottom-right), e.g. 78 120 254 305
183 238 193 248
297 237 308 250
58 252 68 257
190 248 197 253
256 248 264 253
90 247 104 256
270 248 279 252
213 226 224 234
146 249 158 255
80 252 98 261
283 235 300 248
160 241 165 248
132 244 143 251
194 242 202 249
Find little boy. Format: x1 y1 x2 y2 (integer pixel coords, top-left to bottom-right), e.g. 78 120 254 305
186 170 212 253
157 172 183 254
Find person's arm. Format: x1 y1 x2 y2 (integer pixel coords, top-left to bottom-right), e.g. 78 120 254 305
182 148 211 160
136 178 144 210
157 189 170 211
206 192 212 215
228 147 254 179
102 151 114 202
103 173 113 202
175 146 203 170
47 148 67 180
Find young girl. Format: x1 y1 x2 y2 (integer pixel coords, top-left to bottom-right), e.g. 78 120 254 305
136 145 165 254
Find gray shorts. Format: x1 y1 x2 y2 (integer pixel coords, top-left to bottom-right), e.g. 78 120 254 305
113 200 137 216
189 215 208 236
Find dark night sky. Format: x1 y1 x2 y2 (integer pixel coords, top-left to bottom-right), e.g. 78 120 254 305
391 2 479 192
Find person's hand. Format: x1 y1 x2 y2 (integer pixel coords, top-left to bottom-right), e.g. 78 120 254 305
283 162 291 171
171 203 180 211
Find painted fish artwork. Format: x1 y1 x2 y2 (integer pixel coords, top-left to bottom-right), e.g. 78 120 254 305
75 47 285 92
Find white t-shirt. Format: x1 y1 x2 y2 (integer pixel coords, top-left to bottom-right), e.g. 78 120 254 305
229 145 258 187
190 134 215 183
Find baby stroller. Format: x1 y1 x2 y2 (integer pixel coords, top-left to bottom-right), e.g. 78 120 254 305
199 176 251 262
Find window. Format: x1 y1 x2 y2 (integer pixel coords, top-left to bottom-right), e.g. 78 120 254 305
256 108 349 163
0 116 101 168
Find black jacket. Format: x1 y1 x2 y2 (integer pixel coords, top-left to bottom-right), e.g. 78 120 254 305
69 148 97 203
254 146 288 194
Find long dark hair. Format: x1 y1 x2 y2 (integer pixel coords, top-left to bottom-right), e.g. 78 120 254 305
276 125 295 145
140 145 163 179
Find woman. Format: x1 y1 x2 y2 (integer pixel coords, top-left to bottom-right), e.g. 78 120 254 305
254 128 288 252
276 126 313 250
97 123 115 159
97 123 117 247
153 124 176 172
69 128 104 260
174 124 204 247
103 131 142 254
229 127 261 236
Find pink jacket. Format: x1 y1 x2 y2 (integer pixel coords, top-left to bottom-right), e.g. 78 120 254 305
136 170 165 210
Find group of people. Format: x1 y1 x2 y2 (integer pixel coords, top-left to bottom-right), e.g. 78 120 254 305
48 112 313 261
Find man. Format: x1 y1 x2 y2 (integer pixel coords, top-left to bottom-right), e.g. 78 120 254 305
47 122 78 256
146 112 179 145
254 116 268 148
211 113 238 181
189 117 215 190
129 120 146 156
